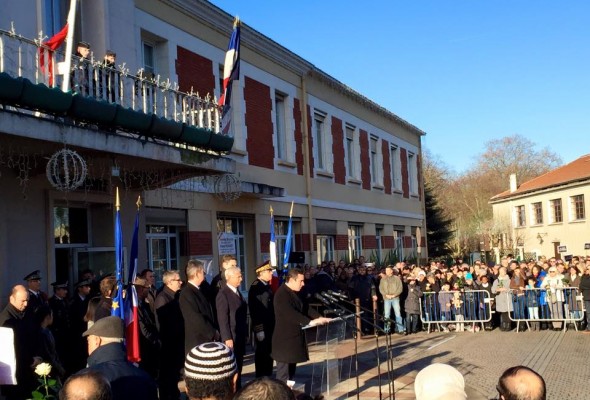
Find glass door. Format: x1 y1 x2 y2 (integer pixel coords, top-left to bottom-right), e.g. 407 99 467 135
146 226 178 287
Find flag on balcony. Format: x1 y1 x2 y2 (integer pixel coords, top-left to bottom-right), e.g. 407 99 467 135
219 17 241 135
269 206 277 268
39 24 68 86
125 196 142 362
111 188 124 319
282 201 294 269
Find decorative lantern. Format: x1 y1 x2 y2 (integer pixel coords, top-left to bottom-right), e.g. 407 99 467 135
214 173 241 202
46 149 87 191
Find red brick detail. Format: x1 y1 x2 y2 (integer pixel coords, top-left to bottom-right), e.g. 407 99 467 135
335 234 348 251
312 234 317 251
362 235 377 250
244 77 274 169
417 153 423 201
400 147 409 198
293 99 304 176
331 117 346 185
176 46 215 96
382 140 392 194
403 236 412 248
359 130 371 190
306 106 314 177
260 232 270 253
382 236 395 249
296 234 311 252
188 231 213 256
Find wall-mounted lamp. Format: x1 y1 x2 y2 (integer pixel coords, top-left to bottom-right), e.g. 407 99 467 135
536 232 548 244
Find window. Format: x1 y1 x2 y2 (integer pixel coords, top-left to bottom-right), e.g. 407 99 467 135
571 195 585 221
348 224 363 260
313 112 326 170
142 42 155 75
515 205 526 227
549 199 563 223
390 146 401 191
394 228 405 260
274 219 295 267
531 202 543 225
345 125 356 178
316 235 334 264
375 226 383 264
275 92 287 160
146 225 179 287
408 152 418 195
370 136 379 184
54 206 89 245
217 217 247 291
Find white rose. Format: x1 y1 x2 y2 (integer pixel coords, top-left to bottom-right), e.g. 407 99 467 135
34 362 52 377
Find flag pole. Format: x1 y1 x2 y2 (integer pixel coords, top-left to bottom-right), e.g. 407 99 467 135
61 0 77 92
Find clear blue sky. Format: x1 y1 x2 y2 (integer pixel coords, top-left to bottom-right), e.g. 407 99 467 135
209 0 589 173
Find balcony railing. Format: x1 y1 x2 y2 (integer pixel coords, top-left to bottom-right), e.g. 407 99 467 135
0 27 222 135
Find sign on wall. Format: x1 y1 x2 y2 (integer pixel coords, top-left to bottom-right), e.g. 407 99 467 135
585 243 590 250
218 232 236 255
558 245 567 253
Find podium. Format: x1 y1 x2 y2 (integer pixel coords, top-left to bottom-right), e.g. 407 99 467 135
304 314 357 398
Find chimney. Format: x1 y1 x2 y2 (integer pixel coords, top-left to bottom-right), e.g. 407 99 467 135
509 173 517 193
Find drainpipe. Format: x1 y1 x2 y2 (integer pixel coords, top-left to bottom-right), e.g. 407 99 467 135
300 73 314 260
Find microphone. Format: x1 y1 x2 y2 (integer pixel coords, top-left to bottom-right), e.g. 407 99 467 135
328 290 348 300
314 293 333 306
321 291 340 303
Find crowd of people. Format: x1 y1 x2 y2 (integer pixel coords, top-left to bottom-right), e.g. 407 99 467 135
1 252 585 399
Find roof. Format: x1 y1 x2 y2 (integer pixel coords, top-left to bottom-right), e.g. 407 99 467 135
490 154 590 202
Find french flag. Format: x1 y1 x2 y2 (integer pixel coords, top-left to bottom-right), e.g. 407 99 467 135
125 198 141 363
219 17 240 135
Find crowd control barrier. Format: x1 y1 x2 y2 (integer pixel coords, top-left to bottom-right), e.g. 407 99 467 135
420 290 493 333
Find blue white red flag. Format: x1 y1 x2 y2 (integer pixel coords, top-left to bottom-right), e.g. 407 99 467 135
125 196 141 362
111 188 124 319
282 201 294 269
269 206 277 268
219 17 240 135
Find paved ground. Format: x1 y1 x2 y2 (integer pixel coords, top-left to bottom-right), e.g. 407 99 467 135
241 326 590 399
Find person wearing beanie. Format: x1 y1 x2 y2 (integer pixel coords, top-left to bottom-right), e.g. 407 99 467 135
183 342 238 400
414 363 467 400
80 316 157 400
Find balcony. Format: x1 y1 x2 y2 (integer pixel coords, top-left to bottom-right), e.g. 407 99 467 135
0 28 235 189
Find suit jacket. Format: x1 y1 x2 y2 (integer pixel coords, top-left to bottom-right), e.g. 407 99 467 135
179 283 217 355
154 286 184 369
215 285 248 347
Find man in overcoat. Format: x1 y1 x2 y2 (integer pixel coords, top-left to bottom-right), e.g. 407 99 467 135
248 261 275 377
272 268 331 383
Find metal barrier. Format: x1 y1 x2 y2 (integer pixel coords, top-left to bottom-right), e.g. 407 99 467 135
420 290 492 333
507 287 585 332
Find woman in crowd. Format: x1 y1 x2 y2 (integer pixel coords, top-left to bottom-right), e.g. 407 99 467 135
492 267 513 331
541 266 565 330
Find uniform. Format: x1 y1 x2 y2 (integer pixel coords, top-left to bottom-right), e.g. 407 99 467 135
248 265 275 377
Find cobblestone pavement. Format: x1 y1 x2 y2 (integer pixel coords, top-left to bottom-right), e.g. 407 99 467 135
242 328 590 399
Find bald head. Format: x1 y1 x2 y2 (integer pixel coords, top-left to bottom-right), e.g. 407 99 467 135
498 366 546 400
9 285 28 312
59 370 112 400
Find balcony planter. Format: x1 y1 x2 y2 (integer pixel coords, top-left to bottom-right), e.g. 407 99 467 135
69 95 117 124
208 133 234 153
0 72 24 102
20 79 72 113
149 116 183 140
114 105 154 132
180 124 212 147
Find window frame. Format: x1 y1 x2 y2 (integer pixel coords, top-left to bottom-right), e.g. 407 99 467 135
570 194 586 221
313 112 326 171
515 205 526 227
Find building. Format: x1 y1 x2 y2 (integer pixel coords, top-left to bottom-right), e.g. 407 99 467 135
490 154 590 261
0 0 426 300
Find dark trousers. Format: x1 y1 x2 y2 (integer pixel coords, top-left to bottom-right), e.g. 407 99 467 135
276 362 297 383
254 336 274 377
405 313 419 333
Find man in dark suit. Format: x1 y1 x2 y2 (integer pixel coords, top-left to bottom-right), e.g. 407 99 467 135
23 270 48 320
209 254 238 321
155 270 184 400
134 277 160 379
179 260 219 356
216 267 248 388
68 279 92 373
272 268 331 383
248 260 276 377
48 280 70 373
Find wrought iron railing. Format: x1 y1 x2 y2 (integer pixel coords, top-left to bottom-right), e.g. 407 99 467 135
0 27 221 133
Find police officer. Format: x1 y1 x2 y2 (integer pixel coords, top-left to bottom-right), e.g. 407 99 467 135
23 270 48 320
248 261 275 377
48 280 70 370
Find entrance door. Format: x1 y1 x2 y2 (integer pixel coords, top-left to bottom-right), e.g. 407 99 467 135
146 225 179 287
217 217 247 291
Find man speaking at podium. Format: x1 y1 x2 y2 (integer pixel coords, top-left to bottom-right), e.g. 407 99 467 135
272 268 331 383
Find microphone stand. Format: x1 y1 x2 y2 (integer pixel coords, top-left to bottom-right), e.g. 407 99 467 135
324 293 395 400
322 294 394 400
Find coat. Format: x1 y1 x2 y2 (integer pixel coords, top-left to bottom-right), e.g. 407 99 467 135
154 286 184 369
404 284 422 315
216 284 248 353
179 282 217 355
271 284 319 364
248 279 275 336
82 342 157 400
492 276 513 312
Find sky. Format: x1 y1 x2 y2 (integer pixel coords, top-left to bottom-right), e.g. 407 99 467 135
208 0 589 174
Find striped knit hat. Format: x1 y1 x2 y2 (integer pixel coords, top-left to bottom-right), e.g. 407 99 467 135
184 342 237 381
